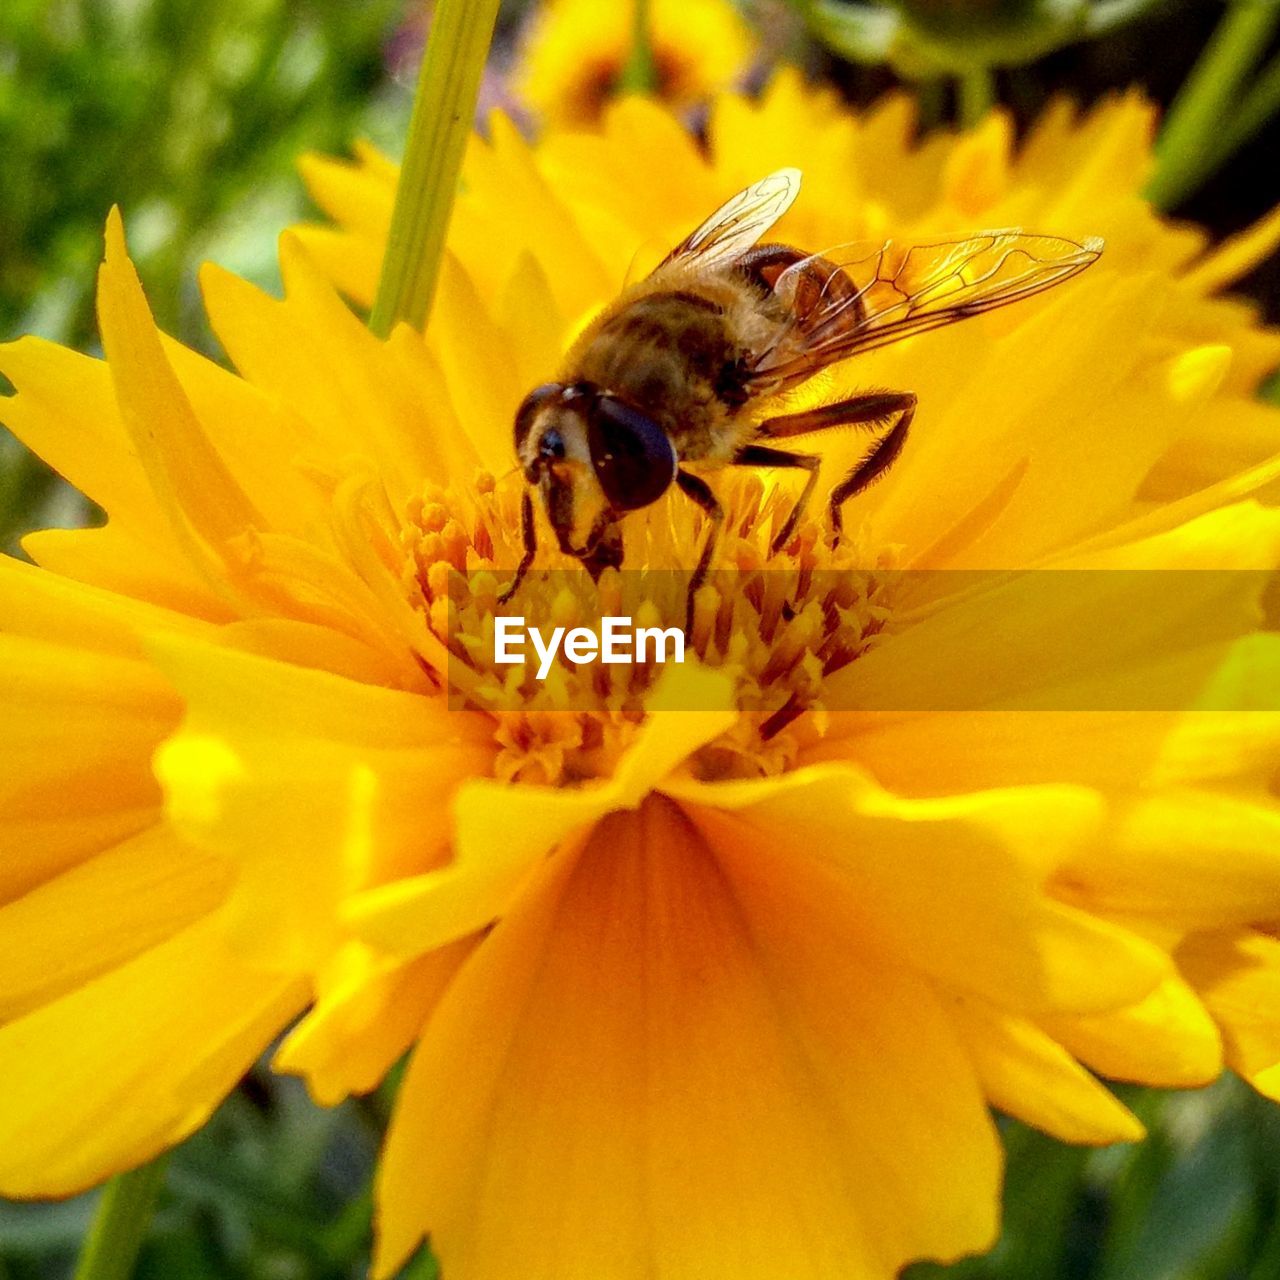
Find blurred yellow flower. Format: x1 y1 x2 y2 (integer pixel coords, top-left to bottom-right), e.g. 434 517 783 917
516 0 756 128
3 70 1280 1280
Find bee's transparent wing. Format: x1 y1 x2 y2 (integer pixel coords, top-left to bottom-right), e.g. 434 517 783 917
658 169 803 273
749 230 1104 391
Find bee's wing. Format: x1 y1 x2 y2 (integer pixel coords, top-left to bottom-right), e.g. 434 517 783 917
658 168 803 272
748 230 1103 391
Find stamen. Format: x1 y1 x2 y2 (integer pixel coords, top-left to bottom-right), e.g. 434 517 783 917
398 471 897 784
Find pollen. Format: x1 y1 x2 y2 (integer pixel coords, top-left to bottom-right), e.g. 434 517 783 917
400 470 899 785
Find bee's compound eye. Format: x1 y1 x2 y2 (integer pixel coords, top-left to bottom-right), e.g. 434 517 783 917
514 383 564 452
587 396 677 512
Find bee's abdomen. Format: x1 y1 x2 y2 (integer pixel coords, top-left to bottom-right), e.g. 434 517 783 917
577 291 748 455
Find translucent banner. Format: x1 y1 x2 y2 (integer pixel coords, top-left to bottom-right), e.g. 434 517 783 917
435 568 1279 713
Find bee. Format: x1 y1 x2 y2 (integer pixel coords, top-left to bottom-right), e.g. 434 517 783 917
502 169 1102 619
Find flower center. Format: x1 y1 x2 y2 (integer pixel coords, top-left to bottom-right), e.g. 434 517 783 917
400 471 898 785
578 49 691 122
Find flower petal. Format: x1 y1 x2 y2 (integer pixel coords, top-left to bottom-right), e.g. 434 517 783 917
151 635 494 970
669 765 1169 1015
0 337 229 614
375 798 999 1279
824 502 1280 716
299 147 394 243
0 337 159 539
1040 972 1223 1088
200 235 450 500
21 523 232 620
0 916 304 1197
345 663 737 960
0 554 214 899
1055 791 1280 930
0 823 229 1022
1181 202 1280 295
808 633 1280 798
274 937 477 1106
0 631 176 899
98 208 264 560
946 997 1145 1145
1177 928 1280 1089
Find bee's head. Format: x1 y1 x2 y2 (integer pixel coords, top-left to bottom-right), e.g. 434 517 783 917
513 382 677 557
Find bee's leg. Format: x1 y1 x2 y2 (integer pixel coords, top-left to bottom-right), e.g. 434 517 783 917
758 391 916 545
826 394 916 544
732 444 821 556
497 490 537 605
580 519 624 582
675 469 724 635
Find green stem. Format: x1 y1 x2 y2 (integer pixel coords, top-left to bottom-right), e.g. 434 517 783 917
958 65 996 127
1146 0 1280 210
917 78 947 130
369 0 502 338
1201 49 1280 182
73 1157 169 1280
620 0 657 92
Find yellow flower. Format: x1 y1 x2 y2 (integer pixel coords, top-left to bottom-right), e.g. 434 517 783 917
515 0 756 128
4 69 1280 1279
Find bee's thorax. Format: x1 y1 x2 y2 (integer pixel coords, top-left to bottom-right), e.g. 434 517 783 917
566 279 778 463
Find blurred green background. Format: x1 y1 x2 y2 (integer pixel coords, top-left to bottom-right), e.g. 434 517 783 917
3 0 1280 1276
0 0 406 554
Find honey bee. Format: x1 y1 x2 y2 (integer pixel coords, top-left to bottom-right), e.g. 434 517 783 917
502 169 1102 618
